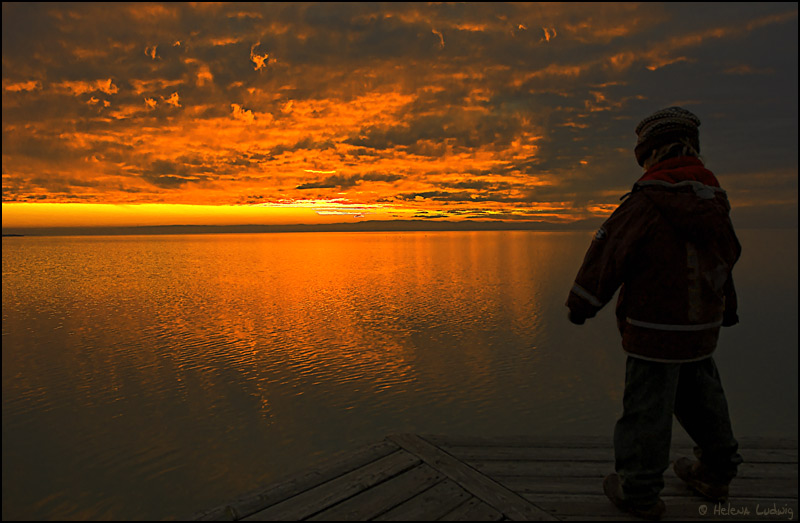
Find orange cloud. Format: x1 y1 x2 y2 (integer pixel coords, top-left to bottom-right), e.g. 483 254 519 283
210 36 243 46
249 42 271 71
431 28 445 48
3 80 41 92
231 103 254 123
130 78 183 95
54 78 118 96
127 3 177 21
163 92 181 107
1 3 796 229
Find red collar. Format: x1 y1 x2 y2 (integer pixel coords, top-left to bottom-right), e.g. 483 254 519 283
638 156 720 187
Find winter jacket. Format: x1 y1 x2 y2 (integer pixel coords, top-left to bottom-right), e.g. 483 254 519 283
566 156 741 362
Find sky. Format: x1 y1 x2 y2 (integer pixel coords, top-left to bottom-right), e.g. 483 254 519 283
2 2 797 229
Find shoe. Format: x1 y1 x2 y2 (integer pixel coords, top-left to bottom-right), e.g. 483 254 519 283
603 473 666 520
673 457 730 502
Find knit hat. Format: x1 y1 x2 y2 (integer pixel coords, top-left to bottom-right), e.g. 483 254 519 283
634 106 701 166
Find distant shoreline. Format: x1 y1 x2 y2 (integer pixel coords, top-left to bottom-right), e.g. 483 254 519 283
1 219 605 237
3 219 795 238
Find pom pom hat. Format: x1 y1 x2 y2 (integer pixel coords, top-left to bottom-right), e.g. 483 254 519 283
634 106 701 166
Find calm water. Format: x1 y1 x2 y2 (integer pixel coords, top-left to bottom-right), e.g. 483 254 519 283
2 230 797 520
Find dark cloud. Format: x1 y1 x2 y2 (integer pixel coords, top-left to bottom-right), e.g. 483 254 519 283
344 109 528 155
297 172 402 190
139 159 208 188
269 138 336 157
393 190 537 204
441 180 514 191
2 3 796 226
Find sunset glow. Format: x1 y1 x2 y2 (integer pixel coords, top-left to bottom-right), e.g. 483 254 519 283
2 3 797 230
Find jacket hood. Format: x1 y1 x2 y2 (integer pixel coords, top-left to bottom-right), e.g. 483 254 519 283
632 157 734 244
638 156 720 187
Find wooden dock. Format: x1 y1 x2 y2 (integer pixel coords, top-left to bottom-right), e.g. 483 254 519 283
191 435 798 521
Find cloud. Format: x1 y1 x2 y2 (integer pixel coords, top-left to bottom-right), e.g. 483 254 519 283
431 28 445 48
3 80 41 92
231 103 254 123
54 79 119 96
139 159 206 188
541 26 556 42
296 172 402 190
1 3 796 227
249 42 271 70
163 92 181 107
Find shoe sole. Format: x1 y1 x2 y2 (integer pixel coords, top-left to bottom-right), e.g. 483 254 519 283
604 474 666 520
673 461 729 502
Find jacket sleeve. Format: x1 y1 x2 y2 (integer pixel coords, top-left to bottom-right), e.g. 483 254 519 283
722 273 739 326
566 198 647 322
721 220 741 327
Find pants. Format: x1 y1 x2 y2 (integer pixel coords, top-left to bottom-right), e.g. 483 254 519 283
613 356 743 505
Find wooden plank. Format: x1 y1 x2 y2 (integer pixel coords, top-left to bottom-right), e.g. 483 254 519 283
451 448 796 466
673 477 799 500
443 447 615 462
243 449 420 521
443 446 613 462
307 463 445 521
424 435 797 451
193 435 796 521
442 446 797 465
438 497 505 521
536 495 798 521
373 479 471 521
733 437 798 450
192 439 400 520
505 475 798 499
532 496 660 520
468 459 612 479
426 434 702 450
465 460 797 480
739 448 798 463
422 434 615 449
557 515 641 521
388 434 558 521
550 475 798 499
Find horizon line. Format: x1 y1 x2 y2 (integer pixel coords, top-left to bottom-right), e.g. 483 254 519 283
2 218 608 237
3 218 792 238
